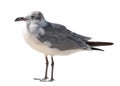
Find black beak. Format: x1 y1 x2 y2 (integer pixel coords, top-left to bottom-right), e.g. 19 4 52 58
15 17 28 22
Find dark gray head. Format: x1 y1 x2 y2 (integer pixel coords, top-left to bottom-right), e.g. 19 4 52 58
15 11 44 21
15 11 47 27
26 11 44 21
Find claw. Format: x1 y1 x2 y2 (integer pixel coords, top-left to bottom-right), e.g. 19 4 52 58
40 77 49 81
40 79 48 82
48 78 55 82
34 78 41 80
34 77 49 82
34 78 55 82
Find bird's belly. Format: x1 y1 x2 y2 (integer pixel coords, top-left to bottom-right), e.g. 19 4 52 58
23 29 84 56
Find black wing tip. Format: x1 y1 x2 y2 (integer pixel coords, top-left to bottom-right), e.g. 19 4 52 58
109 42 114 45
87 42 114 46
91 47 104 51
105 42 114 45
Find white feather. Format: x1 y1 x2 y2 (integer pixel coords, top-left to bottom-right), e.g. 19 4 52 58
39 28 45 35
23 28 84 56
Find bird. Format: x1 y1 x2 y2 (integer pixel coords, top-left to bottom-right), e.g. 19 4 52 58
15 11 113 82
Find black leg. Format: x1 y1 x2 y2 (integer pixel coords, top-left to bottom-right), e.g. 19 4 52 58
34 56 49 81
39 56 49 81
34 56 55 82
49 56 54 81
44 56 49 79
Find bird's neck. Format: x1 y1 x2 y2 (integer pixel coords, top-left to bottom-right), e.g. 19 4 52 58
38 19 48 28
26 19 48 35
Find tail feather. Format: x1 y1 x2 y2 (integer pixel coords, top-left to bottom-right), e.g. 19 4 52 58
87 41 113 51
87 41 113 46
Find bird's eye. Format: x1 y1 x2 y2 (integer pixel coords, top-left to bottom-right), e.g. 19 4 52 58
31 15 35 19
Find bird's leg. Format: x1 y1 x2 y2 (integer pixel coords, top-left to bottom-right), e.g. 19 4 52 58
44 56 49 79
34 56 49 81
39 56 49 81
48 56 54 81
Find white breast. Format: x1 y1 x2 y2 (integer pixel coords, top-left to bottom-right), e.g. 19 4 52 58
28 23 45 35
29 24 38 33
23 28 84 56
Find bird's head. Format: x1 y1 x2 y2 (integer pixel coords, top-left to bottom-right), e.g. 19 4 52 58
15 11 45 23
15 11 48 28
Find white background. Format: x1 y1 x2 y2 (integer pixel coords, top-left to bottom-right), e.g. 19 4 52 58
0 0 120 86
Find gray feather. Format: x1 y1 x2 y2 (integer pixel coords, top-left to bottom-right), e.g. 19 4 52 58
37 23 91 50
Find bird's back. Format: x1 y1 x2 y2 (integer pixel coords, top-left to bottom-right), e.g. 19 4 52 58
37 22 91 51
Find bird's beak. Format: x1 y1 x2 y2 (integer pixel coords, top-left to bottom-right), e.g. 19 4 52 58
14 17 28 22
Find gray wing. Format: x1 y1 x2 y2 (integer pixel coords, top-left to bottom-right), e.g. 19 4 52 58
37 23 91 50
51 23 91 41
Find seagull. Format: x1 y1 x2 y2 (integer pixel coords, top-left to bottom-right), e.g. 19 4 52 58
15 11 113 82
